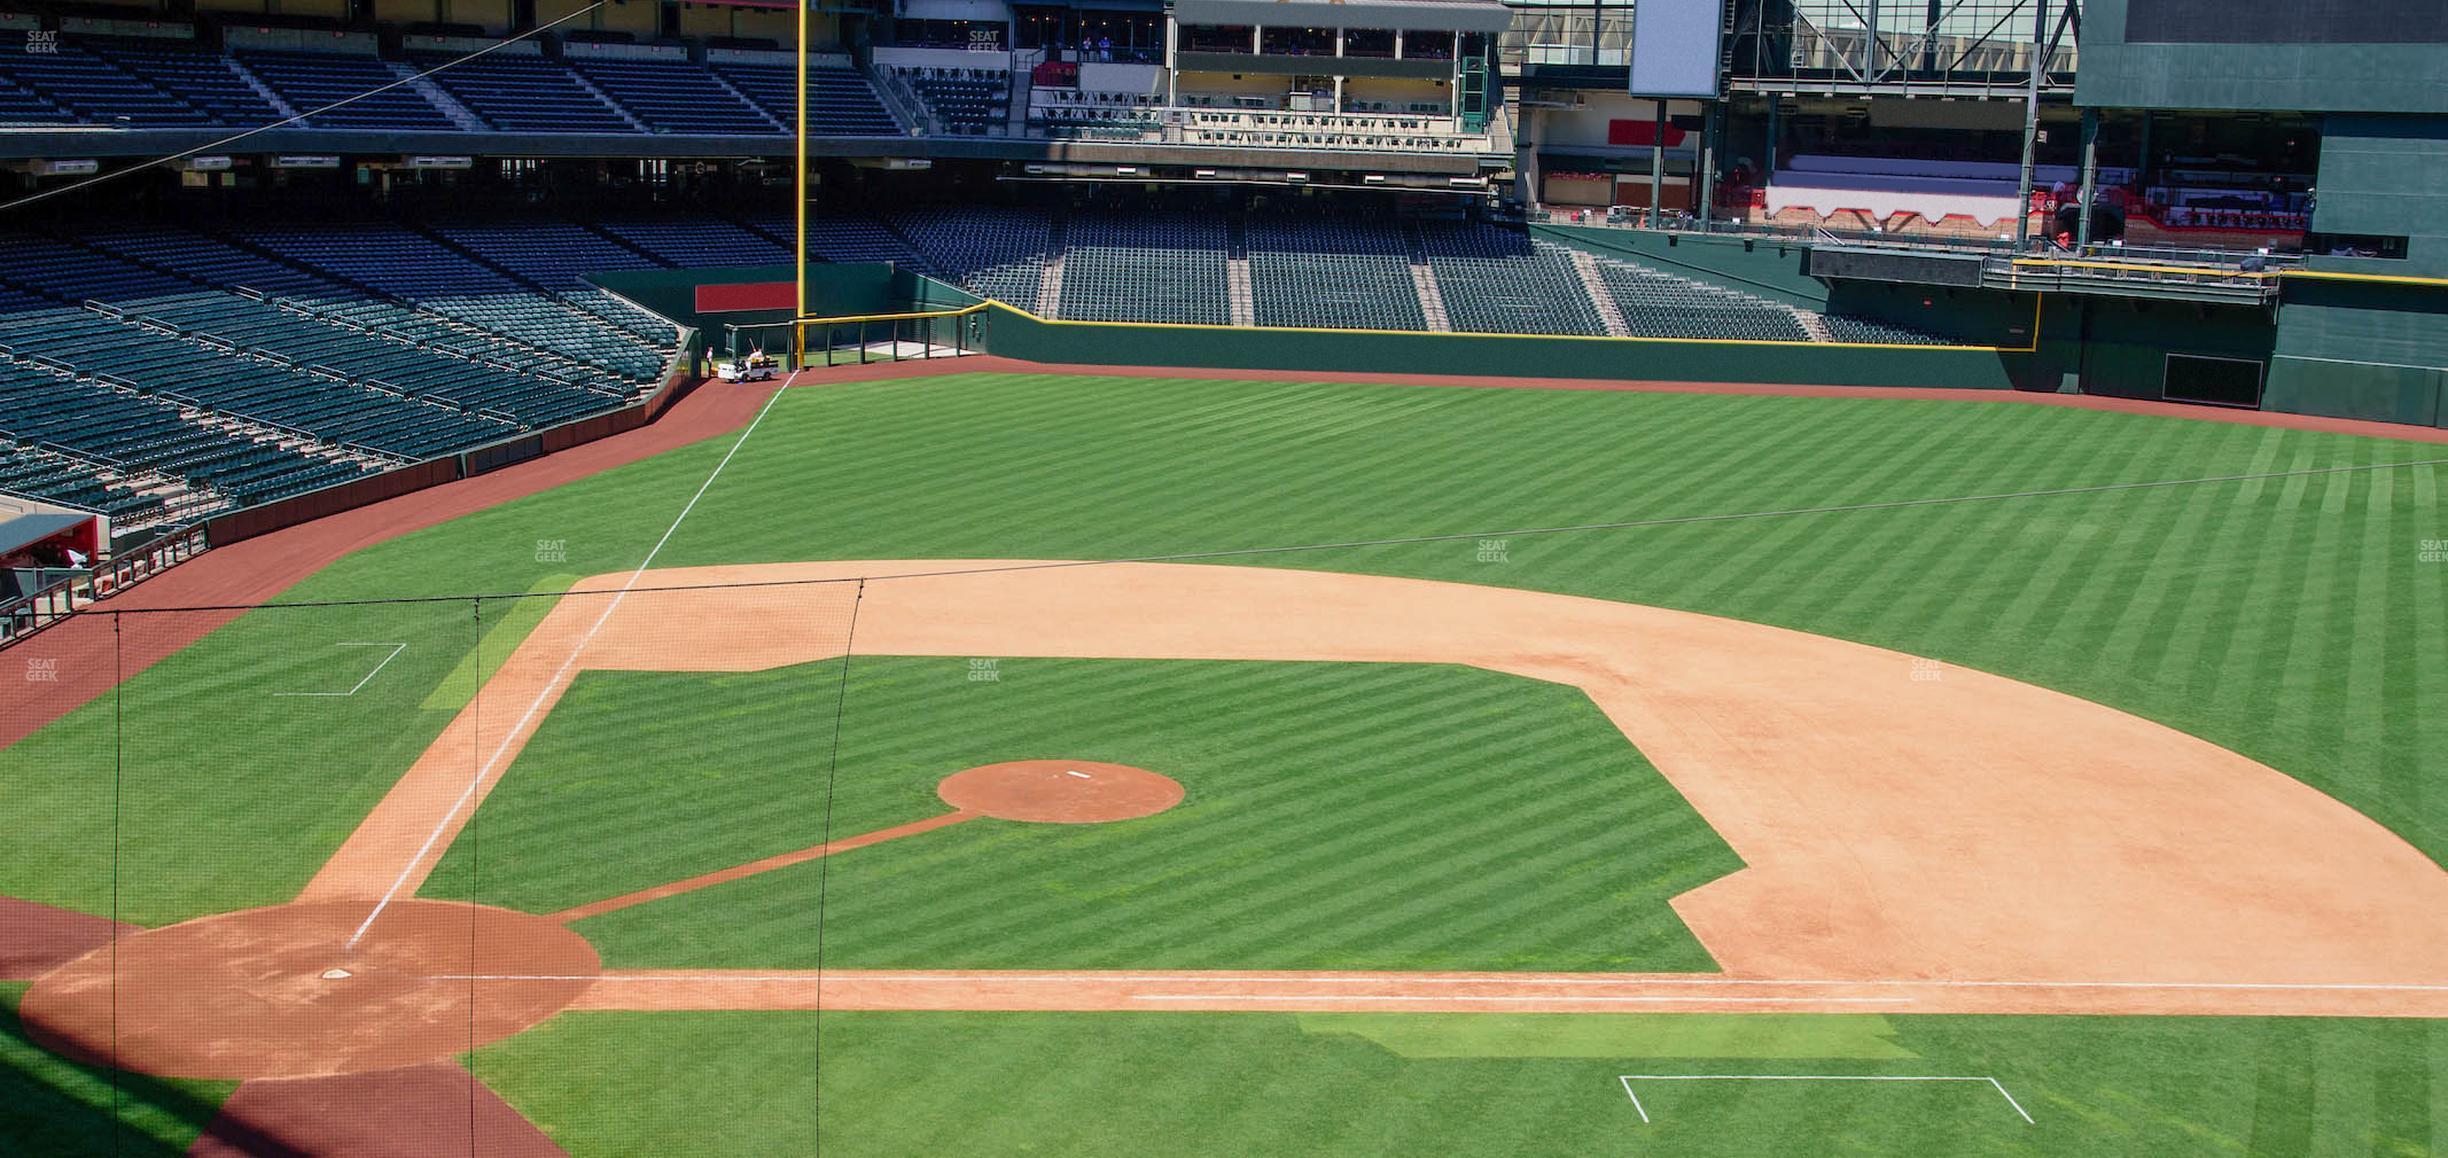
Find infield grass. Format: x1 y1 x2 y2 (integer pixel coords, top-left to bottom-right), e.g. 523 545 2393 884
421 657 1736 971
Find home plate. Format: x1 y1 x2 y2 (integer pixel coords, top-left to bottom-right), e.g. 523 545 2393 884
321 969 353 980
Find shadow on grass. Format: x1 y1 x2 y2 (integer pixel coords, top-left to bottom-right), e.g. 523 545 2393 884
2 985 233 1156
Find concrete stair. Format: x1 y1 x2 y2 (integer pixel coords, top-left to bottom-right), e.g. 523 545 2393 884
227 57 298 121
1569 249 1630 337
1035 218 1068 317
391 62 489 131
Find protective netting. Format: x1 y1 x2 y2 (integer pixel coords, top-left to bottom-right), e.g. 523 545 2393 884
1 549 1728 1154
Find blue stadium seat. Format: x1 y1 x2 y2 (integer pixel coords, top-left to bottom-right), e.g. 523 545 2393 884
569 55 777 134
234 48 456 130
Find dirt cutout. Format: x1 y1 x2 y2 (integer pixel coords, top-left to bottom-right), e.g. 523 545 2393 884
303 559 2448 1019
21 900 598 1081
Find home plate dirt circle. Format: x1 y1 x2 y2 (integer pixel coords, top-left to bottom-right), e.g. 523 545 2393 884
938 760 1184 823
20 899 600 1081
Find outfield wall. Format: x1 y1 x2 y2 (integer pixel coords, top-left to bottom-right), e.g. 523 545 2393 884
757 257 2445 429
974 303 2035 390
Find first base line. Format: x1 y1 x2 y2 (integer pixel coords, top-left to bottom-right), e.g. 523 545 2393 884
1617 1074 2033 1125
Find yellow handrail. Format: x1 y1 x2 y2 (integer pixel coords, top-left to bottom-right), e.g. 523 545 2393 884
793 302 993 327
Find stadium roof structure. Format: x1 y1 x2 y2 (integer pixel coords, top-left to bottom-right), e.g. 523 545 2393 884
1173 0 1515 34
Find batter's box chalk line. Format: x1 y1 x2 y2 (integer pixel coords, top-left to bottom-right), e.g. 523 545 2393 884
272 642 408 698
1616 1074 2033 1126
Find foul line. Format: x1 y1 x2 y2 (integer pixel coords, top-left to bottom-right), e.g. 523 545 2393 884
271 642 408 698
342 386 790 949
419 972 2448 993
1617 1074 2033 1125
1132 995 1911 1005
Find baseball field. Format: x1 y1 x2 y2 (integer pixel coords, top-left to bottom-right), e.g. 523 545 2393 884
4 365 2446 1155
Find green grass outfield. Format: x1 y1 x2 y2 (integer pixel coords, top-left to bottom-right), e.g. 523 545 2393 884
471 1010 2446 1156
3 372 2444 1152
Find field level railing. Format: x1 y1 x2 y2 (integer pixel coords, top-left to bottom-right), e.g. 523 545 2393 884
722 303 993 369
0 524 207 650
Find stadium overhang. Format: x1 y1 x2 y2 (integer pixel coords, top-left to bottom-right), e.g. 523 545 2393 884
1173 0 1511 34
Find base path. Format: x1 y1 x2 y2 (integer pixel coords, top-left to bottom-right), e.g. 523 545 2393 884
323 559 2448 1018
563 968 2448 1020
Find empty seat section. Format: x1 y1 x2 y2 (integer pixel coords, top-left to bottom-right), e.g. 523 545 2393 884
1058 212 1229 325
597 217 788 267
1246 215 1425 331
0 234 200 304
888 208 1048 305
86 37 283 125
899 67 1007 133
434 221 668 288
0 70 78 126
0 38 208 126
1417 225 1608 336
570 55 775 134
0 442 166 523
1586 253 1811 342
1819 315 1949 344
81 226 347 297
740 210 931 268
236 49 455 130
410 51 630 133
714 62 897 136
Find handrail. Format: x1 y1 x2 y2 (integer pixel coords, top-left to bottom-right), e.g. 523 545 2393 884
0 523 209 650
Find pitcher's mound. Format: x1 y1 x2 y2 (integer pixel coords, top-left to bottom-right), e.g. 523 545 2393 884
939 760 1183 824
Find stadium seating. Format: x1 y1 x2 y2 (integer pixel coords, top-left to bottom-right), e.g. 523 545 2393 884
1059 212 1231 325
0 216 724 522
1246 215 1428 331
0 235 199 304
433 221 666 288
85 36 285 126
1588 257 1812 342
0 318 375 510
713 60 900 136
739 210 934 269
1820 315 1950 345
0 69 78 127
0 442 167 525
234 49 459 131
409 51 633 134
1415 224 1609 336
889 208 1051 307
898 67 1009 134
0 38 210 127
569 54 778 134
597 217 789 268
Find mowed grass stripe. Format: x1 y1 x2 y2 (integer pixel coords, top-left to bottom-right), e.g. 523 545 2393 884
13 370 2444 942
543 658 1720 971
